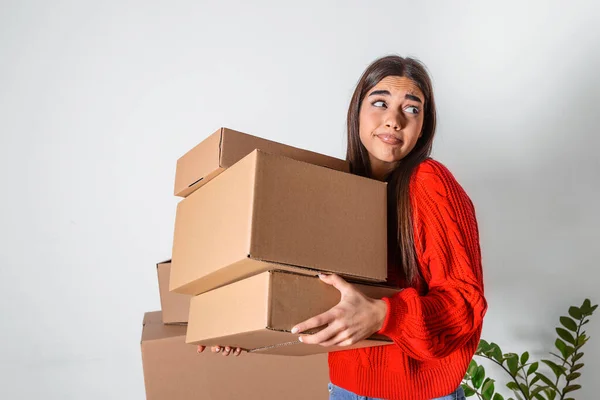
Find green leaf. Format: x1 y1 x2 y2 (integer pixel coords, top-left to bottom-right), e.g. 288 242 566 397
527 362 539 375
473 365 485 389
535 372 559 391
530 386 546 397
556 328 576 345
554 339 570 359
493 394 504 400
520 351 529 365
519 383 529 397
530 374 540 385
571 363 584 372
541 360 567 378
482 379 495 400
572 352 584 362
569 306 583 320
506 354 519 375
576 334 587 348
546 388 557 400
462 384 476 397
560 316 578 332
467 359 478 376
490 342 503 363
478 339 491 353
581 299 591 313
563 384 582 393
514 392 524 400
506 382 519 391
566 372 581 381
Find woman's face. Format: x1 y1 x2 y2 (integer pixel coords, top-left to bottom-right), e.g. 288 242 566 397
359 76 425 178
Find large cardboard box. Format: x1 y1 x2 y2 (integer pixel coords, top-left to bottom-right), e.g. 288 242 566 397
174 127 349 197
141 311 330 399
170 149 387 296
186 271 399 356
157 260 189 324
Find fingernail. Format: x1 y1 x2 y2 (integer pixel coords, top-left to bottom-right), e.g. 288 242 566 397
215 347 221 353
298 336 303 343
291 327 299 334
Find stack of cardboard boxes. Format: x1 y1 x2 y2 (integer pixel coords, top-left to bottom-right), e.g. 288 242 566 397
140 128 399 398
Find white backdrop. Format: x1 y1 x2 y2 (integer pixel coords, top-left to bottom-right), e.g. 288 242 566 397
1 1 599 398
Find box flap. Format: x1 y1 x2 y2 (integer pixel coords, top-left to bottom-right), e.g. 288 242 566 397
220 128 348 172
174 128 223 196
142 311 187 343
249 335 392 356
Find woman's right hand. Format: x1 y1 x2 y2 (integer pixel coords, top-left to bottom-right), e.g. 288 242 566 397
197 345 243 356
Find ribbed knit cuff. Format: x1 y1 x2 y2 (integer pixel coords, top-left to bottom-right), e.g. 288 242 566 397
377 296 407 338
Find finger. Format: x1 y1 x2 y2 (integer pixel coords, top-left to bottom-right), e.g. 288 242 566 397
211 346 221 353
320 330 354 348
234 347 242 356
299 323 343 346
197 345 206 353
222 346 232 356
319 273 352 294
291 309 335 335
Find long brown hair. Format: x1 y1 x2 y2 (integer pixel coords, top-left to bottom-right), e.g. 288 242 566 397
346 55 437 285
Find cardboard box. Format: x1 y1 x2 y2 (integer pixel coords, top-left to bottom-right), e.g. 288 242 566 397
186 271 399 356
174 127 349 197
157 260 190 324
170 149 387 296
141 311 330 399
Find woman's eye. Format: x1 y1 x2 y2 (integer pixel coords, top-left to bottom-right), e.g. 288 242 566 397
372 100 386 108
405 105 420 114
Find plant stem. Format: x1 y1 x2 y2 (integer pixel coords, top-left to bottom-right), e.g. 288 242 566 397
476 354 529 400
558 317 586 400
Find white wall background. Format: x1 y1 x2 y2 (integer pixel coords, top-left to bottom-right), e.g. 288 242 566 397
1 0 599 398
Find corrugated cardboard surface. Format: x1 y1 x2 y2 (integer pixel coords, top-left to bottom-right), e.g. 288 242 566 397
186 271 400 355
157 260 190 324
174 127 349 197
141 311 329 399
171 149 387 295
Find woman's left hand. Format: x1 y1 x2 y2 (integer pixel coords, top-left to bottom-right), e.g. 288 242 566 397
291 273 388 347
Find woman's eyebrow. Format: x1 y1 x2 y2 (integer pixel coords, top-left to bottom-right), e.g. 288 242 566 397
405 94 423 103
368 90 423 104
368 89 390 97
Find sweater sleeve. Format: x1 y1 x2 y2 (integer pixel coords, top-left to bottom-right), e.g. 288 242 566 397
377 160 488 361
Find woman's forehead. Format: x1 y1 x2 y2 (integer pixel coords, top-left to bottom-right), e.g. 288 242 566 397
371 76 423 97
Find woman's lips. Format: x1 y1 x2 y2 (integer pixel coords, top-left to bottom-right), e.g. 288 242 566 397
376 134 402 145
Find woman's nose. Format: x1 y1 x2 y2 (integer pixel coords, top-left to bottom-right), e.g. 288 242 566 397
384 111 403 130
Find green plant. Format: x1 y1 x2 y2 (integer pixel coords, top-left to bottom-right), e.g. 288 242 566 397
462 298 597 400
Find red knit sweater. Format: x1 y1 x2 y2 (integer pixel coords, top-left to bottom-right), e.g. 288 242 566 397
328 159 488 400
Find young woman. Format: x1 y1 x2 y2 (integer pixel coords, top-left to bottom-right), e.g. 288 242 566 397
200 55 487 400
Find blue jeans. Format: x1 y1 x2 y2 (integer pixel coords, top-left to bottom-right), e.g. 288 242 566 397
327 382 466 400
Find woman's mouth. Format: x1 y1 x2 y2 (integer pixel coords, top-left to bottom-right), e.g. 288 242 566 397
376 134 402 145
